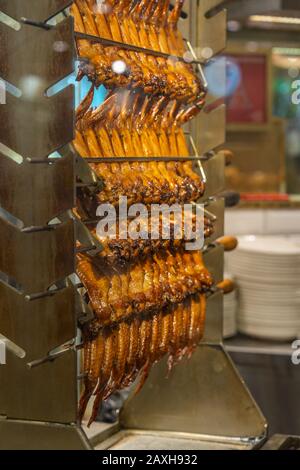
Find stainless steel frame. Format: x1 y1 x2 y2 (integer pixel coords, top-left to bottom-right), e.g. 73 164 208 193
0 0 90 450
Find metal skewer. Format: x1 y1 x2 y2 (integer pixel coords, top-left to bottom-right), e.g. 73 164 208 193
81 155 210 163
27 341 85 370
74 31 204 67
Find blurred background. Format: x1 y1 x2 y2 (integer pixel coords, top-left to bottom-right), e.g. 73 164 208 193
217 0 300 439
222 0 300 199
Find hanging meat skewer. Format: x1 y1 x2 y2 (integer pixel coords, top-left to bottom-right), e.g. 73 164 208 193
79 292 207 426
73 0 214 426
71 0 205 103
77 248 213 329
77 213 214 268
74 88 205 211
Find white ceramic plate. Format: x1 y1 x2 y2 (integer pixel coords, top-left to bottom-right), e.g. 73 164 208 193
237 235 300 256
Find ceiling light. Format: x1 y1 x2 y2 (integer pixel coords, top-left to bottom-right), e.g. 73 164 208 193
249 15 300 25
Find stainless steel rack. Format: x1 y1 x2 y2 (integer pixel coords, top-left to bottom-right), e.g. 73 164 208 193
0 0 90 450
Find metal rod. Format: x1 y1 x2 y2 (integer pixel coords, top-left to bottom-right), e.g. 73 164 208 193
27 347 70 369
203 208 218 222
77 312 94 324
21 225 56 234
75 283 84 289
26 158 60 164
82 155 209 163
20 18 52 30
76 182 99 188
79 218 101 226
75 245 96 254
25 286 66 301
186 40 209 81
197 160 207 184
191 201 218 222
189 135 199 157
190 136 207 184
27 341 84 369
77 373 87 381
74 31 203 66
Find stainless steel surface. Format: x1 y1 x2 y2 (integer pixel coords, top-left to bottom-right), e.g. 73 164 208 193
119 345 267 443
0 0 73 22
74 215 103 257
0 217 74 294
200 152 226 201
204 242 224 285
84 422 120 449
0 18 73 90
202 291 223 343
0 12 74 162
0 2 87 448
197 0 227 60
197 105 226 156
0 349 77 423
96 430 253 451
0 280 75 358
0 89 74 160
74 149 104 194
190 0 226 155
0 150 74 226
0 420 91 450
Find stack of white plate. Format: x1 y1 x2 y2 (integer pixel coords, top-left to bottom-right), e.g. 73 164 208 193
223 289 238 339
226 235 300 341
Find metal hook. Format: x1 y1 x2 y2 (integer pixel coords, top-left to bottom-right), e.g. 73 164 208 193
186 40 208 91
27 341 84 369
75 32 204 67
203 208 218 222
197 160 207 185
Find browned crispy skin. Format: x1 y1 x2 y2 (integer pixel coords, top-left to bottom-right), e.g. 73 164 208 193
87 327 117 426
75 1 212 427
77 214 213 268
72 1 205 103
77 254 112 324
80 290 208 425
122 317 140 387
78 332 105 423
105 322 130 397
77 249 213 328
74 89 205 213
77 245 212 426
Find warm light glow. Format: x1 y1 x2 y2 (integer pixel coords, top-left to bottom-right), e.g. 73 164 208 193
249 15 300 25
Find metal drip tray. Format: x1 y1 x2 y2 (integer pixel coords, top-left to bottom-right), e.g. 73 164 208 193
95 430 254 451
